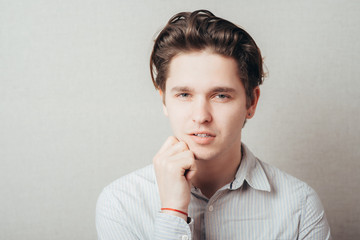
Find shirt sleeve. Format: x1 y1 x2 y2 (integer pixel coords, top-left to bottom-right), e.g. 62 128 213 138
96 188 140 240
153 212 193 240
96 187 194 240
298 184 332 240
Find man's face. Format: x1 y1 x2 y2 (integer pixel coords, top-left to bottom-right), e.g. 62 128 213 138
163 51 258 161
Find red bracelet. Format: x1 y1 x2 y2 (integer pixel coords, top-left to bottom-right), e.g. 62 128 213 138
161 208 188 217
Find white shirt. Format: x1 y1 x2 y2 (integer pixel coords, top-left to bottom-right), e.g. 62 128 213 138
96 143 331 239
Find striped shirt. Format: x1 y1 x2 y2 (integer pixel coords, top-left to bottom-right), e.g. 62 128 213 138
96 143 331 239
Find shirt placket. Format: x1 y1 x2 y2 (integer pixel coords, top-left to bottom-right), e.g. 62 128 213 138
204 190 227 240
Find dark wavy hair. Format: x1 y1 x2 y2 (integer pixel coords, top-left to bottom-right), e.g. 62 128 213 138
150 10 265 108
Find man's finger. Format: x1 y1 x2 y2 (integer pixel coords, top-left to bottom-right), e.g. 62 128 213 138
161 141 190 158
170 150 197 174
156 136 179 156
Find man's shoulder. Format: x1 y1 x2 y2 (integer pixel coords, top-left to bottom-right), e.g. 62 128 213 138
96 164 158 215
256 158 318 203
254 159 331 238
259 159 306 186
103 164 156 193
242 143 311 196
97 164 157 205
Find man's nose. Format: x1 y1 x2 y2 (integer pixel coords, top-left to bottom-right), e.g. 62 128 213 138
192 97 212 124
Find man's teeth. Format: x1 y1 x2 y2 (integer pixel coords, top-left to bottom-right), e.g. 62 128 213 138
194 134 211 137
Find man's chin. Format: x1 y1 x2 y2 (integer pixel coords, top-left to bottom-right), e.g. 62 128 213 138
191 149 217 161
179 137 217 160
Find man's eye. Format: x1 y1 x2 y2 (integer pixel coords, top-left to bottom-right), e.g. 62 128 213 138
178 93 190 98
216 94 230 99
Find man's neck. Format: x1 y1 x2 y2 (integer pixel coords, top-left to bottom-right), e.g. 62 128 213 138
191 146 242 199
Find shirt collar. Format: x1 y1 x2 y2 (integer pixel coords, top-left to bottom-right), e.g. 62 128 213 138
229 143 271 192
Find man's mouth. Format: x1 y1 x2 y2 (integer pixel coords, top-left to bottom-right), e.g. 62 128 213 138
193 133 213 137
190 132 215 145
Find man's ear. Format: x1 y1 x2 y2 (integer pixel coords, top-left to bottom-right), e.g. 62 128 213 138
246 87 260 119
159 90 168 116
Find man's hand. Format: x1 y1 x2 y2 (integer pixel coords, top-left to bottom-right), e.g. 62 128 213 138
153 136 197 221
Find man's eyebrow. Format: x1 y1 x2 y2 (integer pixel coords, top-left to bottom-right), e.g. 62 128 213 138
210 87 236 93
170 86 237 93
170 86 193 92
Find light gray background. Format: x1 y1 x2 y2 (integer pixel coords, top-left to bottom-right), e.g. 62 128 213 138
1 0 359 239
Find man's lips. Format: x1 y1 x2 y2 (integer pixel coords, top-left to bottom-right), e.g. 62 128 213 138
188 132 216 144
189 132 216 137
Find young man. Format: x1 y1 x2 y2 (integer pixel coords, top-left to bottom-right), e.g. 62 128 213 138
96 10 331 239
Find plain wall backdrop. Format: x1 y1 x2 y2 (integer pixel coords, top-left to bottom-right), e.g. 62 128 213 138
1 0 359 239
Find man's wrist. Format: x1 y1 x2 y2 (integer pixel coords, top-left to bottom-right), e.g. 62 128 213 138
161 208 188 221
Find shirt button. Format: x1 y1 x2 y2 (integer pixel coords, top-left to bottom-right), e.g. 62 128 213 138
182 235 189 240
208 205 214 212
